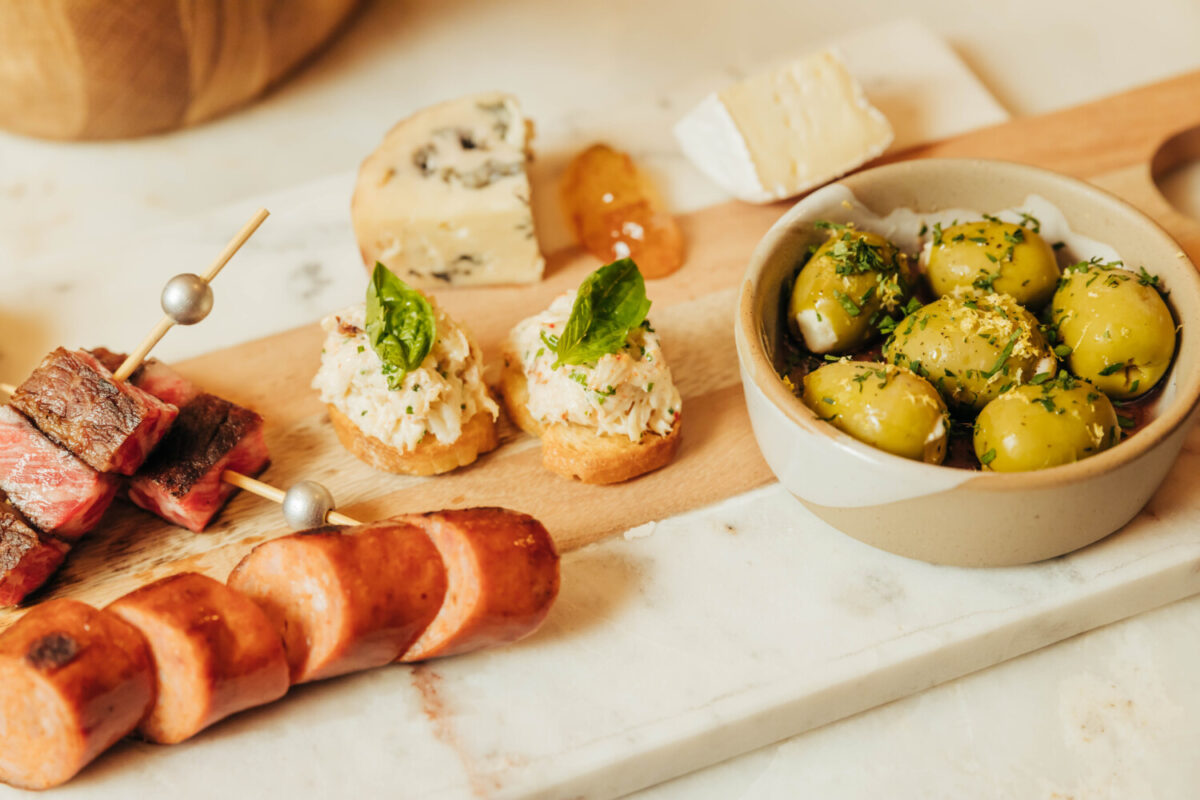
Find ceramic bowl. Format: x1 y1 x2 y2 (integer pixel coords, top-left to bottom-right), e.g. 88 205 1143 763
734 158 1200 567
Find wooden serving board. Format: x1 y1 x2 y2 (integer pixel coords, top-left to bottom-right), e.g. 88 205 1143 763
4 70 1200 633
0 200 784 628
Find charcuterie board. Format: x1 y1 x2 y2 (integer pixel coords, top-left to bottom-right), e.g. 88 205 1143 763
5 49 1200 800
0 197 785 631
7 71 1200 631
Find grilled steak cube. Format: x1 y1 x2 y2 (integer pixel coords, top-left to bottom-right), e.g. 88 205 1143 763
89 348 200 409
11 348 179 475
0 406 118 539
0 497 70 607
128 394 270 532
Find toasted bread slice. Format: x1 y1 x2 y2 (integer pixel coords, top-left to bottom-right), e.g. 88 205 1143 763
499 355 680 484
328 405 498 476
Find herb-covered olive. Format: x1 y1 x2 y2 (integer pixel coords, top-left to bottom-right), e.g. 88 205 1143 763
925 219 1060 308
973 373 1120 472
883 291 1057 411
789 224 913 355
1049 260 1176 400
802 360 949 464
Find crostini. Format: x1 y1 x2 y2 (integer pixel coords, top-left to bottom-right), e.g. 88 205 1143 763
314 264 499 476
500 258 681 483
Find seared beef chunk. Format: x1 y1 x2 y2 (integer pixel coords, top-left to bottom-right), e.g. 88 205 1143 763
128 394 270 532
0 498 69 607
0 406 117 539
11 348 178 475
88 348 199 409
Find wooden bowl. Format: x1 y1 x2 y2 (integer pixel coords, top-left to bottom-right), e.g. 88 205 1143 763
735 158 1200 567
0 0 361 141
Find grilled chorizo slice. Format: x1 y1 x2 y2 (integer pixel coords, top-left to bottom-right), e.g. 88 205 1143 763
399 507 560 662
106 573 289 744
0 599 154 790
228 521 446 684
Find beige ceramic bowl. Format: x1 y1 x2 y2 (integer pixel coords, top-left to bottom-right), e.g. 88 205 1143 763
735 159 1200 567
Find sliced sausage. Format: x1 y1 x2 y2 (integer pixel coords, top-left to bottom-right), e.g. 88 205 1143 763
228 521 446 684
106 572 289 744
0 598 154 790
399 507 560 662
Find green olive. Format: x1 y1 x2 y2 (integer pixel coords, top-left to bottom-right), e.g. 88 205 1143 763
789 226 912 355
802 361 949 464
1049 261 1176 399
973 374 1120 472
883 291 1057 411
925 220 1060 308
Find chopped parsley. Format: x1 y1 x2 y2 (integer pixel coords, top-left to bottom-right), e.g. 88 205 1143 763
834 289 862 317
983 330 1023 379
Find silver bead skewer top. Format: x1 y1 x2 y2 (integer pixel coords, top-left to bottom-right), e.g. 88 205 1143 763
112 208 269 382
220 472 361 529
160 274 214 326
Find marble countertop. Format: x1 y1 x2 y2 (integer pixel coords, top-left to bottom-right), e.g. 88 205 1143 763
3 1 1200 797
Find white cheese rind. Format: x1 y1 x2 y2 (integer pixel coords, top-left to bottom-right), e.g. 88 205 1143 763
352 91 545 287
673 94 772 204
673 50 893 204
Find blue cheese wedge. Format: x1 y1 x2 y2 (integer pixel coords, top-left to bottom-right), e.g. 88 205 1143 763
673 50 893 204
352 91 545 287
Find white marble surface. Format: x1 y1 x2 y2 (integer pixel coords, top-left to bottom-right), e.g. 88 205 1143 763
3 1 1200 798
6 467 1200 800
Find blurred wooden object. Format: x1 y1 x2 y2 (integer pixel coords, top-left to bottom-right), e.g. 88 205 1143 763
0 0 361 141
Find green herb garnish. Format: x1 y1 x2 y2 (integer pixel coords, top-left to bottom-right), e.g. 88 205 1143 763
984 330 1023 379
834 290 862 317
980 448 997 465
365 263 436 390
552 258 651 368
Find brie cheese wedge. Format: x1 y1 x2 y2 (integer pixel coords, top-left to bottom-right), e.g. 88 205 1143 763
352 91 545 287
673 50 893 204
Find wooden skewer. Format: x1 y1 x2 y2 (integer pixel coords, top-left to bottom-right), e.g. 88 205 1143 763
113 208 270 382
0 381 359 526
221 471 361 526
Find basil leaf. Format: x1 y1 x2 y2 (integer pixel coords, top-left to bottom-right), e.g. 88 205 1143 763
365 263 436 390
553 258 652 368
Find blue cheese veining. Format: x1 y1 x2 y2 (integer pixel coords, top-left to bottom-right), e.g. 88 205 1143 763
352 91 545 287
507 292 681 441
313 301 498 452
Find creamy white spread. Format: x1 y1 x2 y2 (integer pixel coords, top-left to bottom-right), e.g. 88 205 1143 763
313 301 498 452
508 292 681 441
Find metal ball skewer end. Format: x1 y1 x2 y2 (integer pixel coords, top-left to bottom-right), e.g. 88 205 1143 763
161 273 214 325
281 480 337 530
220 471 362 529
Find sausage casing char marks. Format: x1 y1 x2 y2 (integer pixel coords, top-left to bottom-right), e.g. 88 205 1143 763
0 599 154 790
11 348 178 476
228 521 448 684
400 507 560 662
106 573 289 744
